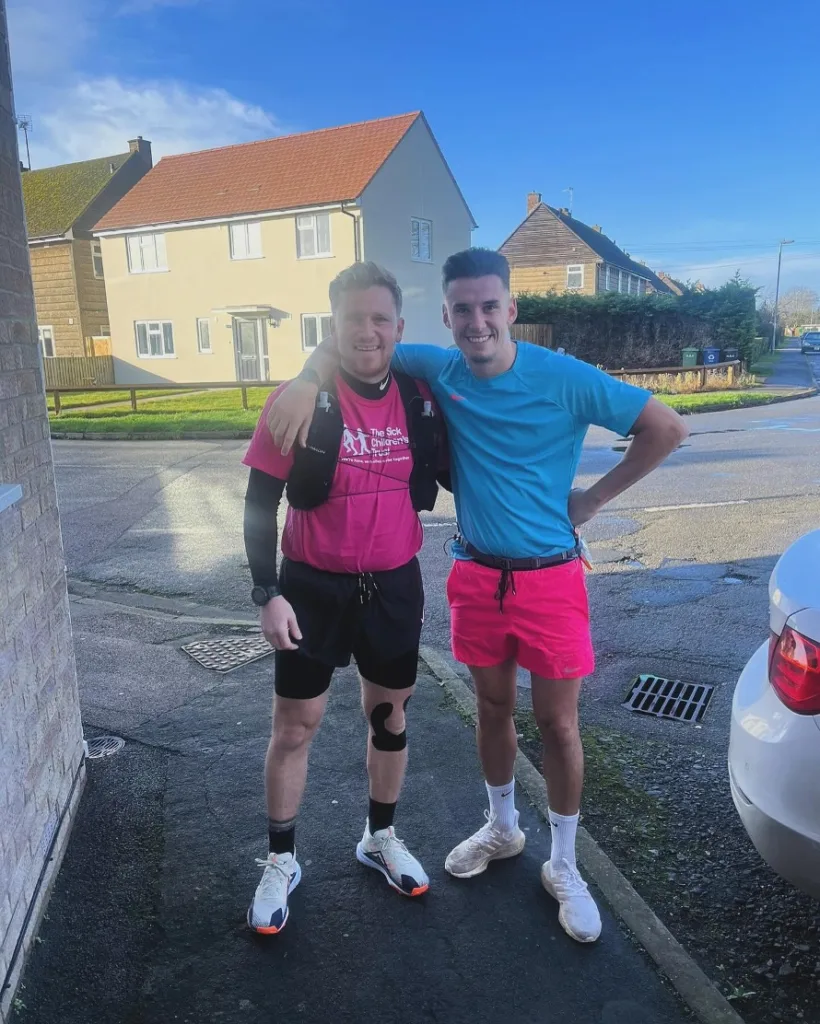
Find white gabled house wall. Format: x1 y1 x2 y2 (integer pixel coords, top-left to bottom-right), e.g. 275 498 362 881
360 116 474 347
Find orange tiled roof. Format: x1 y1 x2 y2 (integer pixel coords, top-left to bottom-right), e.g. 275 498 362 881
94 112 421 232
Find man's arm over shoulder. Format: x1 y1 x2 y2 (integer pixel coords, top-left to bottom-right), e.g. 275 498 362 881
245 386 297 477
392 343 452 383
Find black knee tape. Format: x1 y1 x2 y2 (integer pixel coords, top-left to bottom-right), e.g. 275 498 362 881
369 702 407 752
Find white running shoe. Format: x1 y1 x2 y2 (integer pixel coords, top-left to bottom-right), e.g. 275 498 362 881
541 858 602 943
356 824 429 896
444 810 526 879
247 852 301 934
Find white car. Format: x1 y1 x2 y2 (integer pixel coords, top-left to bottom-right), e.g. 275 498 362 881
729 530 820 899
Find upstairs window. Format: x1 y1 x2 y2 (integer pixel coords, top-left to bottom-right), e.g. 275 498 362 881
229 220 263 260
411 217 432 262
127 233 167 273
296 213 331 258
566 264 584 290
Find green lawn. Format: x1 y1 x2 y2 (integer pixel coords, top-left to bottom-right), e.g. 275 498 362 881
749 350 780 381
47 388 194 411
48 384 789 435
659 390 781 413
48 387 276 433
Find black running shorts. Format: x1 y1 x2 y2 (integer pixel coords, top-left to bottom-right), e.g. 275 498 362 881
273 557 424 700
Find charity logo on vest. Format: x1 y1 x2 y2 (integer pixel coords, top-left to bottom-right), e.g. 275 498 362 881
341 423 410 461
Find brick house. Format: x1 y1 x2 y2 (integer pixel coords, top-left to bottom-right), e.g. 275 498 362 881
500 193 674 298
0 8 85 1019
22 138 153 359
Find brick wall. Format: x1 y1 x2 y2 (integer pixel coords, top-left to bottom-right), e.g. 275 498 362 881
74 240 110 341
28 243 85 356
0 3 85 1019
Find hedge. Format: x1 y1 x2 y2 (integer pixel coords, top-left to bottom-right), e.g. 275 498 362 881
515 278 758 370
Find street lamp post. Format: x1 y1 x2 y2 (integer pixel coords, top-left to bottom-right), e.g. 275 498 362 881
772 239 795 352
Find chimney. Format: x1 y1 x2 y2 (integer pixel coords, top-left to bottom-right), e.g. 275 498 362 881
592 224 602 232
559 207 570 216
527 191 542 215
128 136 153 167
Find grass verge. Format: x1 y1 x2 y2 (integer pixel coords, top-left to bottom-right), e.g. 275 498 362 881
659 390 782 413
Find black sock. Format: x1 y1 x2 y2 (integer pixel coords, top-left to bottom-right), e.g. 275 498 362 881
368 798 396 833
268 817 296 855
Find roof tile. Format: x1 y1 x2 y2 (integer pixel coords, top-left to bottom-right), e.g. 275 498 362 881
95 112 420 232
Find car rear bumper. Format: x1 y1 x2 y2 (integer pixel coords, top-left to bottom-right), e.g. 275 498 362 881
729 761 820 898
729 640 820 898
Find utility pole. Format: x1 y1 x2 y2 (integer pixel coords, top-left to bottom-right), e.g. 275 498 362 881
771 238 794 352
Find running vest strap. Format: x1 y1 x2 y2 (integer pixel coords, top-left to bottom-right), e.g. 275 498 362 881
285 372 442 512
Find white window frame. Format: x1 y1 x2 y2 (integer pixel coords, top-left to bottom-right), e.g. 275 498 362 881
92 241 104 278
301 313 333 352
618 269 627 293
410 217 433 263
196 317 212 354
38 325 55 358
126 233 167 274
605 265 615 291
135 320 175 359
229 220 263 260
296 213 332 259
566 264 584 290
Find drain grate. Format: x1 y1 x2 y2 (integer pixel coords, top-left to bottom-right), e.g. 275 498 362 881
624 674 714 723
182 635 273 673
86 735 125 759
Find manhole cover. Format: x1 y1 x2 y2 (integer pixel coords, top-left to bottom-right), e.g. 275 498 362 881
86 735 125 759
182 636 273 673
624 674 714 723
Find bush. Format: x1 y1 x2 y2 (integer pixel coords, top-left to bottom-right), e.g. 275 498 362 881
515 277 758 369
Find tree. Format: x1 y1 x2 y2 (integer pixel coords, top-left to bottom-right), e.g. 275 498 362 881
777 287 819 331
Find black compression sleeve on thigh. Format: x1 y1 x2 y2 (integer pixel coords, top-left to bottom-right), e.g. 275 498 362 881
369 702 407 752
244 468 286 587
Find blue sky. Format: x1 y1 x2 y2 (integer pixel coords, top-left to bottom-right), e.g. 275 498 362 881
8 0 820 294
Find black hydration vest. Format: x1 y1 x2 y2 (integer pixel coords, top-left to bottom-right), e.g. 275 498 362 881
285 372 443 512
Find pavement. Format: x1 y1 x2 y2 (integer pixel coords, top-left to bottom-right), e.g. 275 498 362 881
764 343 817 389
19 386 820 1022
16 600 691 1024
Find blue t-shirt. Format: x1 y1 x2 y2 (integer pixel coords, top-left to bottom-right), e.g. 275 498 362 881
392 341 651 559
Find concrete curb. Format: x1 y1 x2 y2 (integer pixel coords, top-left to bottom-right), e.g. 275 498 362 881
419 644 747 1024
49 387 819 441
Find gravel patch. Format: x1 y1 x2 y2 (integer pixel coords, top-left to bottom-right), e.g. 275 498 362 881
515 714 820 1024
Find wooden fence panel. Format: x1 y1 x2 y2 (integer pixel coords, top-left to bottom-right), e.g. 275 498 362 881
44 356 114 388
512 323 553 348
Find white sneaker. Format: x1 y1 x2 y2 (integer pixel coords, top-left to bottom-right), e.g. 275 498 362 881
356 824 429 896
541 858 602 943
247 852 301 934
444 810 526 879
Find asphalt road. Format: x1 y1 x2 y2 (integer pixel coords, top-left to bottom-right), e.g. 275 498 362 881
55 386 820 752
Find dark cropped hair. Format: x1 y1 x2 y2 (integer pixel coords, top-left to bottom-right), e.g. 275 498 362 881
442 248 511 291
329 261 402 316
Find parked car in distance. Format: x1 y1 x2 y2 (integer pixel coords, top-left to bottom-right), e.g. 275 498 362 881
729 530 820 899
801 331 820 354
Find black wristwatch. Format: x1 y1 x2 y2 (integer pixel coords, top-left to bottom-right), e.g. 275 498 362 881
297 365 321 388
251 584 281 607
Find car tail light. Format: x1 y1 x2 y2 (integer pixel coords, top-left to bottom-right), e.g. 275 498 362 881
769 626 820 714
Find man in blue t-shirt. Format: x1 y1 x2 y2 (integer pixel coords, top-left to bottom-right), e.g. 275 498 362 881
269 249 687 944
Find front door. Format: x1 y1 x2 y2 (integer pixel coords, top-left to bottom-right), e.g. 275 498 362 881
234 318 267 381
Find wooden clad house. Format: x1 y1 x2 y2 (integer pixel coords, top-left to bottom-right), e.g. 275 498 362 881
22 138 153 358
500 193 674 298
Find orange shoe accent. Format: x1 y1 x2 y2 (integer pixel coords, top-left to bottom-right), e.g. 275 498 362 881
408 883 429 897
251 923 285 935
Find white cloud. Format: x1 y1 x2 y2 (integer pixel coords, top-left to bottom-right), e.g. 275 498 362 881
32 76 280 165
657 251 820 292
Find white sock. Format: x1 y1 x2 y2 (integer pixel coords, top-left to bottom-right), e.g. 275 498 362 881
548 809 579 869
486 780 517 832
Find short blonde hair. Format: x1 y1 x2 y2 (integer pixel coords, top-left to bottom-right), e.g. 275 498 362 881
329 261 403 316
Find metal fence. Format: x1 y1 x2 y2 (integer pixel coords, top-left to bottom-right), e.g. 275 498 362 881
43 356 114 389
